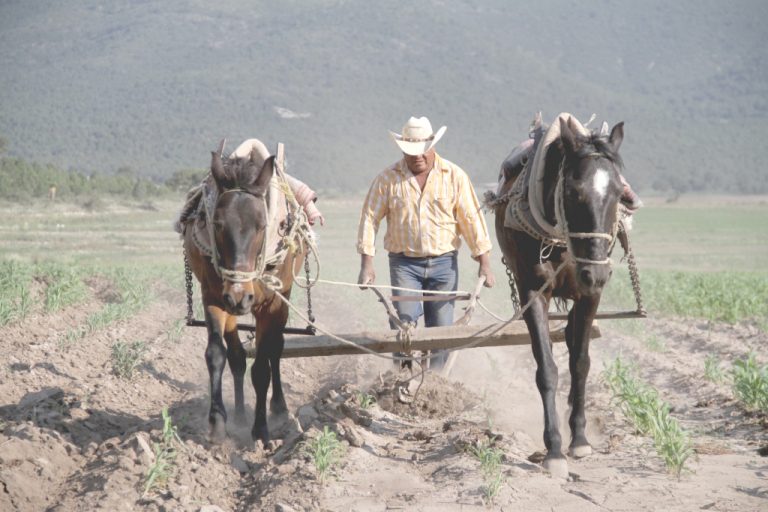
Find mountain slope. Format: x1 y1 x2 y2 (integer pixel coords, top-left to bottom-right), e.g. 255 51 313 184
1 0 766 192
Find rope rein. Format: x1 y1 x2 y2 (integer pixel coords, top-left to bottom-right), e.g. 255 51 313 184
294 277 473 296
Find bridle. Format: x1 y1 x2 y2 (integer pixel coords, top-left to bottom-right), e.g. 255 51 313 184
208 187 271 284
554 153 620 266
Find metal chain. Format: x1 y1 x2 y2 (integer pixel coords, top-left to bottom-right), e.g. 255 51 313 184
183 246 195 326
625 240 646 315
501 256 521 312
303 247 316 327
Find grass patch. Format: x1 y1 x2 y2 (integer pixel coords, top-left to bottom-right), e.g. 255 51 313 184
304 425 344 482
42 264 88 312
0 260 36 324
467 437 505 504
604 269 768 325
603 357 694 478
111 341 148 379
730 353 768 413
165 318 185 343
64 266 156 343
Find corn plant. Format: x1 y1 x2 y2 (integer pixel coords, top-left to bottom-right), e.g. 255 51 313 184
648 404 694 478
0 298 14 326
304 426 344 482
704 355 724 383
467 437 505 504
730 354 768 413
144 407 181 495
643 334 667 353
603 357 694 478
16 282 33 320
111 340 147 379
355 391 376 410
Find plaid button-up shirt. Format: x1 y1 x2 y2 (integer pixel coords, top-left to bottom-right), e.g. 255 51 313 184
357 154 492 258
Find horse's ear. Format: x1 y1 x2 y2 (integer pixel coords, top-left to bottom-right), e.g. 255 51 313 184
211 151 228 185
248 155 275 196
609 122 624 152
559 118 579 157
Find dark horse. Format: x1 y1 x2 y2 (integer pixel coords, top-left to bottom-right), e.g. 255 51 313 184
495 115 625 477
181 142 304 446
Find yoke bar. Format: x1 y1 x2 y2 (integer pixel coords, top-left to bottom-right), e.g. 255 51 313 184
186 319 316 336
245 320 601 359
547 310 647 320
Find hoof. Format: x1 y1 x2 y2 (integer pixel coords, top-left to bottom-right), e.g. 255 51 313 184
569 443 593 458
252 425 270 447
270 398 288 415
233 411 248 427
543 457 569 479
208 417 227 443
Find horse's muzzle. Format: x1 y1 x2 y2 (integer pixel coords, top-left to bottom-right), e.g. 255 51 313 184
223 283 255 315
576 264 612 296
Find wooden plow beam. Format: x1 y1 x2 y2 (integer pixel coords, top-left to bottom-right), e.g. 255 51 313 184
245 320 601 359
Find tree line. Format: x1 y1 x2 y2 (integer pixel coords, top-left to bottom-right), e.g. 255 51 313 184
0 151 206 202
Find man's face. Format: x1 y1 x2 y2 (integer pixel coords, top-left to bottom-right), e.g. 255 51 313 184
404 148 435 175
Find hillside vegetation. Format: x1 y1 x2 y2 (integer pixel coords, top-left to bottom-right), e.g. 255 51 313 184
0 0 766 193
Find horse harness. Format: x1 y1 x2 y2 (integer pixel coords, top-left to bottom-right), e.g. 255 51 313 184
182 143 318 329
486 146 645 315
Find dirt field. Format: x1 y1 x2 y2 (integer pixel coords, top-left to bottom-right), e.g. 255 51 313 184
0 198 766 511
1 288 766 511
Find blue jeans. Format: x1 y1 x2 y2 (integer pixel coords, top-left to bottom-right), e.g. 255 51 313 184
388 251 458 368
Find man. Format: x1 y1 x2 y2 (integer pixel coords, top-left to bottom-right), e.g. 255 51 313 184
357 116 494 369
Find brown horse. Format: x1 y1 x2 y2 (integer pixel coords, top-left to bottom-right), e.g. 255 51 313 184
181 142 304 446
495 115 626 477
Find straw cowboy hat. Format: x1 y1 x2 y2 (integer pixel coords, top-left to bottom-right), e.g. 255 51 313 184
389 116 447 156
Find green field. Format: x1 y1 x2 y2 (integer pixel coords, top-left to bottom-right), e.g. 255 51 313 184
0 195 766 330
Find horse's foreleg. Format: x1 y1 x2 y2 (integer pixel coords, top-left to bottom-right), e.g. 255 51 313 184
223 318 247 426
268 332 288 415
251 344 271 446
523 290 567 477
567 296 599 458
205 305 229 442
251 308 287 445
264 301 289 415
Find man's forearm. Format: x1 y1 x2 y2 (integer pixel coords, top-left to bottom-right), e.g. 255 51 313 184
358 254 376 287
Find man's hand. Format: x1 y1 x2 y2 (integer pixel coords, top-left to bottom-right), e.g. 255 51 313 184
308 212 325 226
305 202 325 226
477 252 495 288
358 254 375 289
